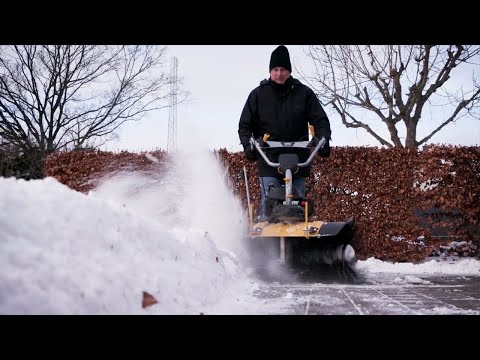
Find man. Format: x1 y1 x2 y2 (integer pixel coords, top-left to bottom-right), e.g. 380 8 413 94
238 45 331 221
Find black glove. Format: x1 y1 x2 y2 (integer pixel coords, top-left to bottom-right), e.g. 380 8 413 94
242 142 257 161
319 139 330 158
307 136 320 148
255 136 269 148
307 136 331 158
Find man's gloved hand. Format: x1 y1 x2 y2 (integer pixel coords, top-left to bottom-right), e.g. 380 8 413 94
318 138 330 158
307 136 331 158
255 136 269 148
243 142 257 161
307 136 320 148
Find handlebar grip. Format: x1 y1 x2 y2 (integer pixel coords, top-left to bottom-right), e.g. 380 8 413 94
250 135 326 168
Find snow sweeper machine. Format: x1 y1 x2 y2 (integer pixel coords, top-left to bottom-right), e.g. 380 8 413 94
243 130 358 279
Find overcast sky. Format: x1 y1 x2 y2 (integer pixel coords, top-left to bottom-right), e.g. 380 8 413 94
104 45 480 153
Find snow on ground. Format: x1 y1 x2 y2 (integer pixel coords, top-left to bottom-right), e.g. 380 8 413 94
356 256 480 276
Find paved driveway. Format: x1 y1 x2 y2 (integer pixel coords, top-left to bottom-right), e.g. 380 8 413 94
252 267 480 315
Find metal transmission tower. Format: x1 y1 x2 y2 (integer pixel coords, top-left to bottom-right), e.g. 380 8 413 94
167 56 178 152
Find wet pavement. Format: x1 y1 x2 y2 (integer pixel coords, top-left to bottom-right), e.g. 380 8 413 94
252 268 480 315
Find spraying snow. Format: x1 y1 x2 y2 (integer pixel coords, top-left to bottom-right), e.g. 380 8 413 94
0 148 265 314
91 149 250 259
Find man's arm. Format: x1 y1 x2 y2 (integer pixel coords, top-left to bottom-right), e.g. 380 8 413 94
238 90 259 161
306 88 331 140
238 90 258 147
306 87 331 157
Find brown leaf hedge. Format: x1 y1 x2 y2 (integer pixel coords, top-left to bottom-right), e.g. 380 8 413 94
44 145 479 263
45 149 168 193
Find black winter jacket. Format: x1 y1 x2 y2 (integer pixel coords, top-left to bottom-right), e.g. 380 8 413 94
238 76 331 178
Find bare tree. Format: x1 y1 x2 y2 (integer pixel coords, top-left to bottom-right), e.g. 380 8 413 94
0 45 186 177
297 45 480 148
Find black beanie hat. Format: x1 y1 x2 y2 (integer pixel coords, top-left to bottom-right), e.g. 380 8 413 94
269 45 292 72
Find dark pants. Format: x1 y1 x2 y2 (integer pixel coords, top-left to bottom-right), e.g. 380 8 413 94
258 176 306 221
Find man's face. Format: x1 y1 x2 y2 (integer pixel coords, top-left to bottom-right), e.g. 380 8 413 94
270 67 291 85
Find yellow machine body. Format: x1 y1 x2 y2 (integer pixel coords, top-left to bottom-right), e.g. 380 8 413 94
250 220 323 238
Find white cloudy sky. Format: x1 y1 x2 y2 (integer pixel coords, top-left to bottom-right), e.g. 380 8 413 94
1 148 479 315
104 45 480 153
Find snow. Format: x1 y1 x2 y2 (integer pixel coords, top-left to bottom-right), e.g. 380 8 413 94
356 256 480 275
1 147 479 314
